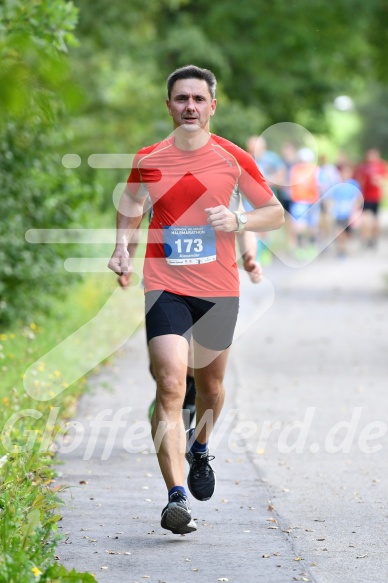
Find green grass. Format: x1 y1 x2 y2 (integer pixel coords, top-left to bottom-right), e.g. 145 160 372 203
0 269 144 582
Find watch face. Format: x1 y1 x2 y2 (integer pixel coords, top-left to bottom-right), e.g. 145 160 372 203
240 214 247 224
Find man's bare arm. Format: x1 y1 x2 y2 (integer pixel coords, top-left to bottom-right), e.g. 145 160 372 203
108 185 147 276
236 230 262 284
205 196 285 233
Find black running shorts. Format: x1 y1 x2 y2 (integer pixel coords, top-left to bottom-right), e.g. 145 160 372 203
363 201 379 215
145 290 239 351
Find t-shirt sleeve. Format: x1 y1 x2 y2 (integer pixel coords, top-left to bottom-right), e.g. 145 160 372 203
237 150 275 207
126 151 149 198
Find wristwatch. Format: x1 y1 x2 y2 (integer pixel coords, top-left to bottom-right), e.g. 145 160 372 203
233 211 247 232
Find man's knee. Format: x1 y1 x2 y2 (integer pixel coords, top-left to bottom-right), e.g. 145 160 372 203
195 379 224 406
155 374 186 408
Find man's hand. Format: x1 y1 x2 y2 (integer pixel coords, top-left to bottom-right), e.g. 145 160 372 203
205 205 237 232
242 252 263 284
117 272 132 288
107 245 130 276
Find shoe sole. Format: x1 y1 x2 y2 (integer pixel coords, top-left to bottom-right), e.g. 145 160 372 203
161 504 197 534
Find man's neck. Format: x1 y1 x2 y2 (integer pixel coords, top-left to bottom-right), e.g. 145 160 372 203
173 126 211 151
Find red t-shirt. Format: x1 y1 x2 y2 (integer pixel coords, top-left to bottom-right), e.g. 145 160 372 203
354 160 387 203
127 134 274 297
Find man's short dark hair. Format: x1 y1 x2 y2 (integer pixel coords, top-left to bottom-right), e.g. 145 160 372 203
167 65 217 100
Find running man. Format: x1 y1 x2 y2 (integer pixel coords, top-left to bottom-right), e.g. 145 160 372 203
118 225 263 429
108 65 284 535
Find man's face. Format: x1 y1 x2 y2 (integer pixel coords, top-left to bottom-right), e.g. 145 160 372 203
366 148 380 162
166 78 216 132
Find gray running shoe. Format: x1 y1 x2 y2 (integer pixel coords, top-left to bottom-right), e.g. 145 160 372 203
186 429 216 501
160 492 197 534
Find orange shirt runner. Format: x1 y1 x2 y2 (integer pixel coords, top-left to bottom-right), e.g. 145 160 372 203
127 134 273 297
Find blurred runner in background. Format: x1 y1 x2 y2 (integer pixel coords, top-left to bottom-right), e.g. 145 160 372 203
328 163 363 258
289 147 320 258
354 148 388 249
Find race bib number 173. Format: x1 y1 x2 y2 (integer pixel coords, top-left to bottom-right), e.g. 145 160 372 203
163 225 216 265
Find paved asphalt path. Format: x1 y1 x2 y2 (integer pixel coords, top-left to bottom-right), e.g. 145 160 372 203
58 221 388 583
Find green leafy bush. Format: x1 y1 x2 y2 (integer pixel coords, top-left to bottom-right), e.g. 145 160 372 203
0 0 91 325
0 121 92 325
0 452 95 582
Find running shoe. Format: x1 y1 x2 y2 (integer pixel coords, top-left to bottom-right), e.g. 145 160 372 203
160 491 197 534
185 429 216 501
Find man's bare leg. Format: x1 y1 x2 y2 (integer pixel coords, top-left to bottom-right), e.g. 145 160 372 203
148 334 189 491
192 344 230 445
184 344 230 501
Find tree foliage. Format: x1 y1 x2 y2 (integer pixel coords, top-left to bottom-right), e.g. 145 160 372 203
153 0 383 128
68 0 388 151
357 85 388 157
0 0 90 325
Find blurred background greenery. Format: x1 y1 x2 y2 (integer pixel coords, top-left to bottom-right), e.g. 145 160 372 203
1 0 388 325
